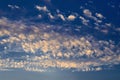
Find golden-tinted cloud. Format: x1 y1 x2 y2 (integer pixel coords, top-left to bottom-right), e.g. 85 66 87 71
0 17 120 72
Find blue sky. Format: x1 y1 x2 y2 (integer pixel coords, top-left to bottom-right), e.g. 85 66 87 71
0 69 120 80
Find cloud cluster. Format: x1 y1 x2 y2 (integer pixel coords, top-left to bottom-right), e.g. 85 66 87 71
34 5 113 35
0 17 120 72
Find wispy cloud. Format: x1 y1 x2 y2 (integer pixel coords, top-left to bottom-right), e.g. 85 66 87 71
8 5 20 9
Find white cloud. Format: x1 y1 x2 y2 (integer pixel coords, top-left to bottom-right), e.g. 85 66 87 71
48 13 54 19
8 5 20 9
95 13 104 19
79 16 89 25
115 28 120 32
105 23 112 27
38 14 42 18
35 5 48 12
83 9 92 17
58 14 66 21
67 15 76 21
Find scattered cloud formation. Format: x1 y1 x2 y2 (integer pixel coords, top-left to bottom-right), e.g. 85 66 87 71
0 17 120 72
34 4 107 29
79 16 89 25
83 9 104 23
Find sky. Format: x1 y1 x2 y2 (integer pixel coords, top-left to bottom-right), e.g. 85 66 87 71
0 69 120 80
0 0 120 80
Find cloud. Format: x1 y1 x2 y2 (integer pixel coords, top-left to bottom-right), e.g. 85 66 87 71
67 15 76 21
48 13 54 19
95 13 104 19
35 5 49 12
58 14 66 21
79 16 89 25
83 9 92 17
8 5 20 9
83 9 104 24
0 17 120 72
38 14 42 18
115 28 120 32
